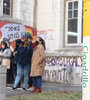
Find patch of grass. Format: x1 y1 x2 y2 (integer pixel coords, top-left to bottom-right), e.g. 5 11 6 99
18 91 82 100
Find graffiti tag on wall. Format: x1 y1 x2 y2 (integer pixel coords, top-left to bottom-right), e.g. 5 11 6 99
45 56 82 67
37 30 54 52
44 67 82 83
1 24 26 42
0 21 37 49
43 56 82 84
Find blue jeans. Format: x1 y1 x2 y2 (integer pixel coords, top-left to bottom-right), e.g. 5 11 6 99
28 66 33 87
13 63 30 88
32 76 42 88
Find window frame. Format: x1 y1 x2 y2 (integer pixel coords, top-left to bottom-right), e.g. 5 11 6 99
65 0 83 46
3 0 12 17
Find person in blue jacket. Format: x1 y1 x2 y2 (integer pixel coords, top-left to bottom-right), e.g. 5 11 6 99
13 38 33 90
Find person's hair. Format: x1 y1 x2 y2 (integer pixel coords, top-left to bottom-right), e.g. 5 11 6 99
27 35 33 40
22 33 33 40
23 39 28 47
38 37 46 50
15 39 21 48
1 41 8 49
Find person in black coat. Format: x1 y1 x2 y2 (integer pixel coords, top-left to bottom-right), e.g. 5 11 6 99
25 35 34 89
13 39 33 90
10 39 22 85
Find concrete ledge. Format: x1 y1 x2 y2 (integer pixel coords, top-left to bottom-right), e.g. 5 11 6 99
0 65 7 74
0 65 6 100
0 17 22 24
45 52 82 57
45 48 82 57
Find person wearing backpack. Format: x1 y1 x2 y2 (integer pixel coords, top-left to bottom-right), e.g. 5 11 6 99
0 41 11 85
13 39 33 90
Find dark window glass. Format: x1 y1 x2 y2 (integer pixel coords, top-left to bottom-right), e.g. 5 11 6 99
7 2 10 8
3 8 5 14
3 0 11 15
6 9 10 15
68 19 77 33
74 10 78 17
68 2 72 10
68 11 72 18
74 1 78 9
68 36 77 43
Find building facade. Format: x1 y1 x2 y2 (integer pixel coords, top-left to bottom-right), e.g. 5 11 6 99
0 0 83 84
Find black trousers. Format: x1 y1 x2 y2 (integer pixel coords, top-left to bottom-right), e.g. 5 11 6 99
28 77 33 87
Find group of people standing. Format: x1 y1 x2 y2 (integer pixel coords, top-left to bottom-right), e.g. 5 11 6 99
0 35 46 93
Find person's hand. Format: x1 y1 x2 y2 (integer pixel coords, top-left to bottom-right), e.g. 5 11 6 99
0 52 2 56
13 51 17 56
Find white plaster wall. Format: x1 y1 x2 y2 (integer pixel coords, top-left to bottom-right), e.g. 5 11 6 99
37 0 64 52
0 0 3 16
37 0 53 30
43 56 82 85
13 0 18 19
43 65 82 84
52 0 64 50
12 0 34 27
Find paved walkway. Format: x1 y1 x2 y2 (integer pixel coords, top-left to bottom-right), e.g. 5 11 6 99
6 82 82 100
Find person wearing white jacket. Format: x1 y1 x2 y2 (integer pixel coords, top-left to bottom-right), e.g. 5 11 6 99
0 41 11 84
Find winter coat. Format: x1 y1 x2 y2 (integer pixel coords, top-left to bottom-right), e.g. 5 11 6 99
16 45 33 66
0 48 11 69
30 44 45 77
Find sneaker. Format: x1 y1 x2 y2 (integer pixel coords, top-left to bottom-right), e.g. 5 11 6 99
12 87 17 90
22 88 26 91
27 87 33 91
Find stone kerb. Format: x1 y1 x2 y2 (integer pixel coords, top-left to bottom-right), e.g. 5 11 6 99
0 65 6 100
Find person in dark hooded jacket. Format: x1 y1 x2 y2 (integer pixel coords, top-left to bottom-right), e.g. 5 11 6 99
13 38 33 90
10 39 22 84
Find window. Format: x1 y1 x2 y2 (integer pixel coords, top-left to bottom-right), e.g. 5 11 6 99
65 0 83 45
3 0 11 15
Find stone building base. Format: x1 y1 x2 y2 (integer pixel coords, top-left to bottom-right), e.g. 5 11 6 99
43 55 82 85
